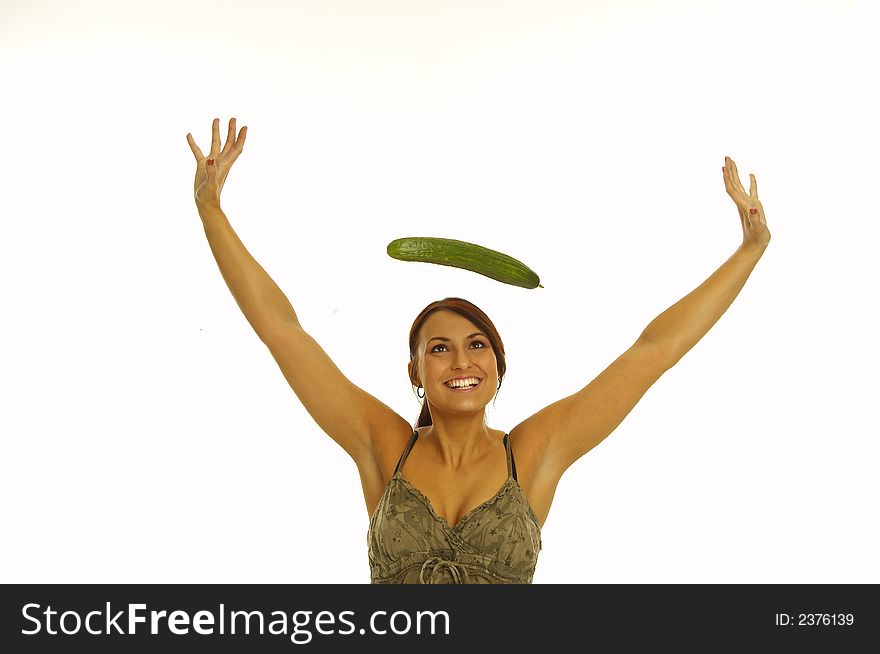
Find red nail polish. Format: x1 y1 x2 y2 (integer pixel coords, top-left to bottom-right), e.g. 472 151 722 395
749 208 758 215
207 159 214 165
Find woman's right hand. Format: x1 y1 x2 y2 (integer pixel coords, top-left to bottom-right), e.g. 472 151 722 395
186 117 247 211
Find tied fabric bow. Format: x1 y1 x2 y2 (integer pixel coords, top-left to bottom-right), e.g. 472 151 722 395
419 556 472 584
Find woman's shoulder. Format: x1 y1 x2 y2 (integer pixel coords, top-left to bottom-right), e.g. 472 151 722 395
373 421 419 477
507 422 547 478
359 419 417 516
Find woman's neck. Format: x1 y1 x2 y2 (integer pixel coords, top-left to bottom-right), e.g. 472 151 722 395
419 412 498 470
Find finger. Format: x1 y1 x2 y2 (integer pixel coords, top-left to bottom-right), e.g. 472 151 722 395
228 125 247 160
723 157 734 188
723 158 739 196
724 157 748 209
750 173 758 200
727 156 738 181
729 158 747 194
211 118 220 156
222 117 236 155
186 133 205 161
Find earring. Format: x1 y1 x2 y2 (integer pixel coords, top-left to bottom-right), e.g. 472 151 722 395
416 385 425 398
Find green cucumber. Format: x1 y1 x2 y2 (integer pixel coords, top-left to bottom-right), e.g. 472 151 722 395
387 237 543 289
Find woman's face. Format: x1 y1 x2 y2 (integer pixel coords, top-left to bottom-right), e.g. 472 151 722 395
411 310 498 412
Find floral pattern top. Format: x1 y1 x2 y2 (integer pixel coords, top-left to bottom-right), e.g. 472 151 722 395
367 430 542 584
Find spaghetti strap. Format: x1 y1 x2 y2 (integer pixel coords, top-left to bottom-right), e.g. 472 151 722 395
393 430 419 476
504 433 518 482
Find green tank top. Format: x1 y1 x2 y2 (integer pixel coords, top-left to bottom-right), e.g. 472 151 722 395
367 430 542 583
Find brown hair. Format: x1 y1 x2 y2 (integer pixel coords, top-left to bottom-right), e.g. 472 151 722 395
408 297 507 428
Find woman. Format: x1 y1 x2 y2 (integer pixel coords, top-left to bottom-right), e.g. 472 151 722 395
186 117 771 584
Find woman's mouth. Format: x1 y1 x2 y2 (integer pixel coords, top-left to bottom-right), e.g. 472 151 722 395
444 377 482 392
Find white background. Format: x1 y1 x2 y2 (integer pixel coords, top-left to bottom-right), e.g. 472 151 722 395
1 0 877 584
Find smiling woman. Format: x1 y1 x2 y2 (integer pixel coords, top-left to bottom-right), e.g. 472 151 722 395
407 298 506 428
190 117 770 584
366 297 543 583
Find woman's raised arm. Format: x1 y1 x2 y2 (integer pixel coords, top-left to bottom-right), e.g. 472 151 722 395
511 156 770 489
187 117 299 339
186 118 408 464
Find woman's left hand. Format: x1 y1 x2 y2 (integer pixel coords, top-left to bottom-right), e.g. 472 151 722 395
723 156 771 248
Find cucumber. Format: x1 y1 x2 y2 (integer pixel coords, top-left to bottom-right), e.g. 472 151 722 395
387 237 543 289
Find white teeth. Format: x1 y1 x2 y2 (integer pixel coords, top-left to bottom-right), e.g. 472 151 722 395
446 378 480 388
